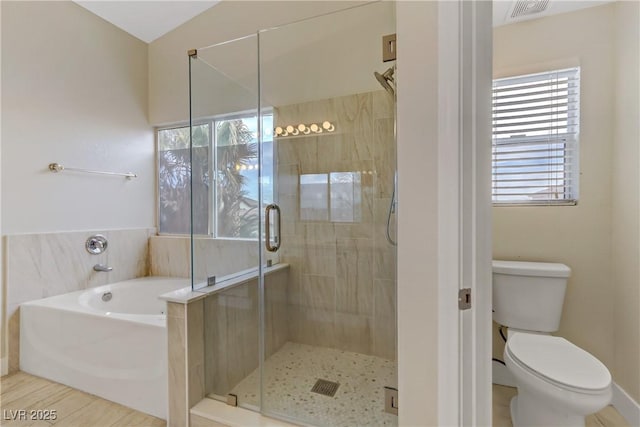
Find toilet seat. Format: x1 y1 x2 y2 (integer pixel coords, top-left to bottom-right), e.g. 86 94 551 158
506 333 611 394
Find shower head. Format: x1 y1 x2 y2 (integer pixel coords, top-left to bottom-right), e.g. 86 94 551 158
374 66 395 96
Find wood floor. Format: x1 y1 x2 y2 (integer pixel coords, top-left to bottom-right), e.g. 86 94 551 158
1 372 631 426
493 384 630 427
0 372 165 427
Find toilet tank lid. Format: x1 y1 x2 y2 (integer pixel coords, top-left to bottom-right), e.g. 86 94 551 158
492 260 571 278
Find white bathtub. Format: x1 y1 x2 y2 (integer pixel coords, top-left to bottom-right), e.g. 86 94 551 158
19 276 190 419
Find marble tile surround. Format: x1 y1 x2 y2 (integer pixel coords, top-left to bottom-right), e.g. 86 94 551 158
204 267 289 398
275 90 397 360
4 227 155 373
149 235 278 280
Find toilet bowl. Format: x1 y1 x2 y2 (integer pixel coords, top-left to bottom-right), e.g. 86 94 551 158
504 332 612 427
492 260 613 427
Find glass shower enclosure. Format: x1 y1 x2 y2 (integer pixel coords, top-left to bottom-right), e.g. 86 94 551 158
189 3 397 426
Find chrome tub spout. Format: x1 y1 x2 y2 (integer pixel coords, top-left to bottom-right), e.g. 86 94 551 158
93 264 113 272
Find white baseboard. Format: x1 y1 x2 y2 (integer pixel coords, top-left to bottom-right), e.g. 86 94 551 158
1 357 7 377
612 382 640 427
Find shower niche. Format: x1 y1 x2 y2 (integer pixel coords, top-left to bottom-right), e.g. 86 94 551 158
188 3 398 426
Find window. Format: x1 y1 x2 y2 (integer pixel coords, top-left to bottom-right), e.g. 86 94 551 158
492 67 580 205
158 114 273 237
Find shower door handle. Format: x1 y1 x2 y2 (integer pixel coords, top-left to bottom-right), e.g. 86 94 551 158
265 203 281 252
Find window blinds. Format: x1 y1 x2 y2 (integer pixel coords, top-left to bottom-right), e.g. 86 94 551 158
492 67 580 205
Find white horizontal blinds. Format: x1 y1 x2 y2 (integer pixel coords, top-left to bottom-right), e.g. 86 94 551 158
492 67 580 204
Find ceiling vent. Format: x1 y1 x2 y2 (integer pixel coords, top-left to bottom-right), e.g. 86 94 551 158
509 0 550 19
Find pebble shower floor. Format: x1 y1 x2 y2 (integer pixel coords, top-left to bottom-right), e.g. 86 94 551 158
221 342 398 427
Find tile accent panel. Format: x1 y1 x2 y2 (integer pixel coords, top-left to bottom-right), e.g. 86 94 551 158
149 235 278 280
203 267 289 398
167 300 214 426
4 228 155 373
167 302 188 427
275 90 397 360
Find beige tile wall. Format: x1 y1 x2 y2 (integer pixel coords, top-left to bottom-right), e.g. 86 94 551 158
167 299 207 427
167 302 188 427
204 268 289 398
149 235 278 280
204 280 259 397
3 228 155 373
275 90 397 360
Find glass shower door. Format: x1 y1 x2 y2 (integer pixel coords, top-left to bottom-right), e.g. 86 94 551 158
258 3 398 425
189 4 398 425
189 35 265 411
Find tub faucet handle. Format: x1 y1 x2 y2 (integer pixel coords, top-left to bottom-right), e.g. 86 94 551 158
93 264 113 272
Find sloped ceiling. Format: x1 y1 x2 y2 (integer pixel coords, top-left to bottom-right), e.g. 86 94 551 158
73 1 616 44
73 1 219 43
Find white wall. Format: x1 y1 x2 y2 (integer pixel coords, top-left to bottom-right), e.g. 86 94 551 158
149 1 375 125
187 1 395 121
1 1 154 234
493 3 616 369
612 1 640 404
0 0 4 376
397 2 439 424
493 2 640 406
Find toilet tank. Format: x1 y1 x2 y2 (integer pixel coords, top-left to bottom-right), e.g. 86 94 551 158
493 260 571 333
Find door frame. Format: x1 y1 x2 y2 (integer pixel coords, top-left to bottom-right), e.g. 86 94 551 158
396 1 492 425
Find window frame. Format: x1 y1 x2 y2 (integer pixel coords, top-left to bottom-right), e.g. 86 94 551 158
491 67 580 207
156 110 274 238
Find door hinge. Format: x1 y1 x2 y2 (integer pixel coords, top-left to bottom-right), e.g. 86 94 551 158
226 393 238 407
384 386 398 415
382 33 397 62
458 288 472 310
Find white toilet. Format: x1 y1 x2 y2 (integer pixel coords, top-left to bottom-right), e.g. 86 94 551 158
493 260 612 427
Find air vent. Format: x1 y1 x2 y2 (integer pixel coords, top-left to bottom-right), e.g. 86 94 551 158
510 0 549 19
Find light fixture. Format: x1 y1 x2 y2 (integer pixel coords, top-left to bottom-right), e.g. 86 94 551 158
322 121 335 132
274 121 336 138
298 124 310 134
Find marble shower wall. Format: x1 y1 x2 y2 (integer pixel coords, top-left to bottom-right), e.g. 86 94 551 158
204 267 289 397
275 90 397 360
149 236 278 280
4 227 156 373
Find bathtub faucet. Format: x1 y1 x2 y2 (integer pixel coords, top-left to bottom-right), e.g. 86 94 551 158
93 264 113 272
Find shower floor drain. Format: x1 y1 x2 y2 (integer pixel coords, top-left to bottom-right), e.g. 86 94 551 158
311 379 340 397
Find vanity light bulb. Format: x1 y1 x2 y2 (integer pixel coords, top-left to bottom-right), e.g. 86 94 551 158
310 123 320 133
275 126 283 136
286 125 294 133
235 164 241 171
299 124 311 134
323 121 335 132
